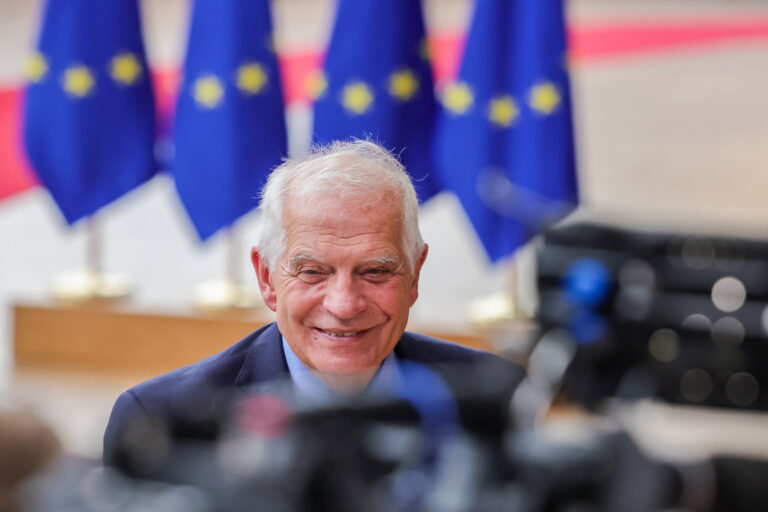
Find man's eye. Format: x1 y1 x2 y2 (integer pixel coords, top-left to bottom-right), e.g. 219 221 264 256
363 268 392 280
296 269 326 282
366 268 390 275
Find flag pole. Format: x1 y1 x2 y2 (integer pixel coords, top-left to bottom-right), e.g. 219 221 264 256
51 214 132 301
192 223 264 311
468 243 538 356
86 215 102 276
226 226 241 286
469 254 522 327
25 0 156 303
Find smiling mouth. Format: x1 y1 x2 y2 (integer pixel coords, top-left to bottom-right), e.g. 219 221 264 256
314 328 369 338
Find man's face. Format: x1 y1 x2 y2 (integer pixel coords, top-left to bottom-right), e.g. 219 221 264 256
252 193 427 382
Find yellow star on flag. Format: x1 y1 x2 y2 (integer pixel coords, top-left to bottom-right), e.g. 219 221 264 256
62 66 95 98
488 96 518 128
442 82 473 115
306 71 328 100
342 82 374 115
25 53 49 83
529 82 561 115
388 70 419 101
194 75 224 109
236 63 268 94
110 53 142 85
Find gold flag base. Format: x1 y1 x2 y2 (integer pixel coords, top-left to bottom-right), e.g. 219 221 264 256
50 270 133 302
468 291 522 327
192 279 266 311
468 291 539 362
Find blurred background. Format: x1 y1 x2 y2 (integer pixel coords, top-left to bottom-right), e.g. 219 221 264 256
1 0 767 462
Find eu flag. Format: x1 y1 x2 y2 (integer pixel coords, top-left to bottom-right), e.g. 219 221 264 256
434 0 578 262
172 0 287 241
23 0 156 224
312 0 441 203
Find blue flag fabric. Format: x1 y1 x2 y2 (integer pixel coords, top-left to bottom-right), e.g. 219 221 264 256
434 0 578 262
23 0 156 224
312 0 441 203
172 0 287 241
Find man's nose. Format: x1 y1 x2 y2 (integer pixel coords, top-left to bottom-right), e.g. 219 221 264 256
323 275 367 319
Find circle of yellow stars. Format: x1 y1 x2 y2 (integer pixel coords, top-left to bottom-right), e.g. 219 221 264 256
25 53 49 83
194 75 225 109
388 69 419 102
189 62 272 109
27 52 149 99
529 82 561 115
110 53 142 85
342 81 374 115
442 82 474 115
312 66 424 113
62 66 95 98
237 63 268 95
488 96 518 128
441 80 562 124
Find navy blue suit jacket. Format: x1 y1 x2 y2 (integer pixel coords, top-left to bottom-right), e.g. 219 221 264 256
103 323 522 465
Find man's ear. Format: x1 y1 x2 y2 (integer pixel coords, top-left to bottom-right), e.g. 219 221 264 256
409 244 429 306
251 248 277 312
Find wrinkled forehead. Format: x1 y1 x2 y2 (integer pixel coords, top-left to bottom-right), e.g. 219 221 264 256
281 191 406 254
283 186 402 225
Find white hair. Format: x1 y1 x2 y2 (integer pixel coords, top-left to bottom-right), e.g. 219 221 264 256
257 139 424 271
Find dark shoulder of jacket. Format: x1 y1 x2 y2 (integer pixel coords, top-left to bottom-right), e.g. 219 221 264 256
396 330 504 363
397 330 525 389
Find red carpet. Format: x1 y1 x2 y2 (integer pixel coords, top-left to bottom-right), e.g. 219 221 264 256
3 18 768 201
570 19 768 61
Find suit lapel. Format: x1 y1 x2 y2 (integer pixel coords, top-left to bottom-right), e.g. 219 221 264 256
394 332 440 363
234 323 290 388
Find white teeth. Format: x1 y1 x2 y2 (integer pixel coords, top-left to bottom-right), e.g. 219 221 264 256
324 331 360 337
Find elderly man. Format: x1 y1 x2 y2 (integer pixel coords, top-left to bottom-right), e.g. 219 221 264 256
103 140 521 466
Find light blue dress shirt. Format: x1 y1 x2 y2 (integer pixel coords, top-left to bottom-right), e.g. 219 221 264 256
281 337 402 407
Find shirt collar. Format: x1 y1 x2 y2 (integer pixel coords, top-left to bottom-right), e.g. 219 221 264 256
281 337 402 406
